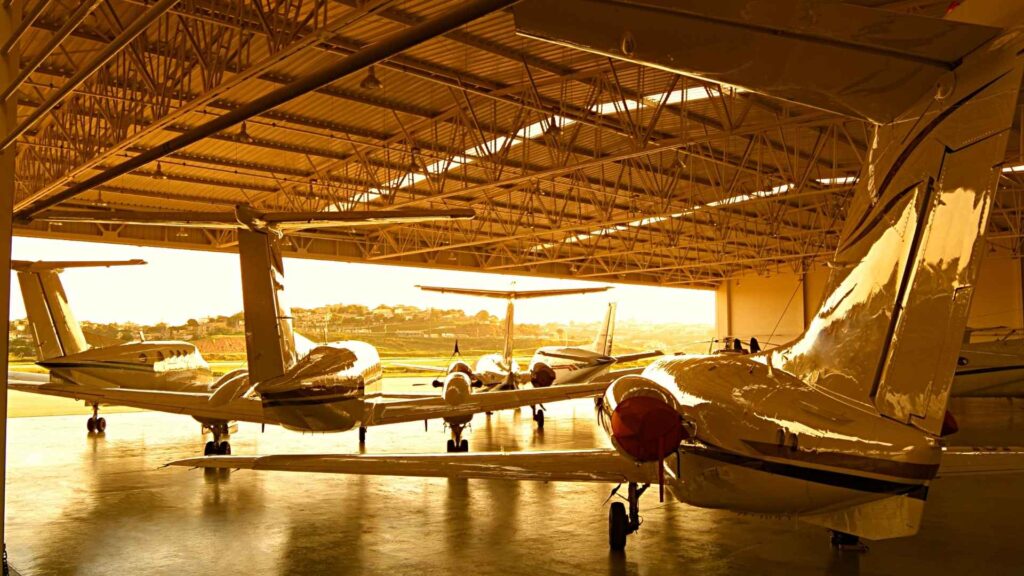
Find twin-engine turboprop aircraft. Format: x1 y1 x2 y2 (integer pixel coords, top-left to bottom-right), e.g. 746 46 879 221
402 287 659 428
9 205 614 454
174 0 1024 551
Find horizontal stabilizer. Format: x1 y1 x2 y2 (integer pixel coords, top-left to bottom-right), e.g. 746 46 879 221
12 259 145 271
32 206 475 232
416 285 610 300
938 447 1024 476
169 448 659 484
513 0 1000 122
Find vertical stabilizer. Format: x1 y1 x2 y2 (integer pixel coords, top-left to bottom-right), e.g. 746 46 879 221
773 41 1024 435
12 260 142 360
237 230 298 384
502 300 514 366
592 302 616 356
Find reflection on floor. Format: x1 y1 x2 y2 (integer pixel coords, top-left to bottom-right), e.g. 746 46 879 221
5 397 1024 575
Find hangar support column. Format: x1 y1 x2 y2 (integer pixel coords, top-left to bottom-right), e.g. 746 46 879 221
0 1 19 570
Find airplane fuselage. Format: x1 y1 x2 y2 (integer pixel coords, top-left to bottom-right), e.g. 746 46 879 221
528 346 615 387
39 341 217 393
609 355 939 525
259 340 383 432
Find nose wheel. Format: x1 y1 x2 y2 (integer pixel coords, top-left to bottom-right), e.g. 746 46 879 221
608 482 647 551
203 422 231 455
446 423 469 452
86 403 106 433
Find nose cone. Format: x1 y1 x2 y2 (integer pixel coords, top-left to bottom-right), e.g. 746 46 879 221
611 395 686 462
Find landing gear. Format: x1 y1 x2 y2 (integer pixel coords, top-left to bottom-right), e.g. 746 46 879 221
358 426 367 445
203 422 231 456
608 482 647 551
830 531 868 552
446 423 469 452
86 403 106 433
531 405 545 429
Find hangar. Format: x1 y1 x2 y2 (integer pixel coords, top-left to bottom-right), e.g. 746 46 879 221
2 0 1024 574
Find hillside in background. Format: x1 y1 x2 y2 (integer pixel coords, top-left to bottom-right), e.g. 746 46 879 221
9 302 714 361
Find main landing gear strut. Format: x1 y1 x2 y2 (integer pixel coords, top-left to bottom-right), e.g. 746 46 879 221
531 405 545 429
86 403 106 433
609 482 648 551
446 423 469 453
203 422 232 456
830 531 868 552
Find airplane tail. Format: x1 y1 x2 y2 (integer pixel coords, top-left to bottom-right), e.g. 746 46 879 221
11 260 144 360
501 300 514 367
591 302 616 356
513 0 1024 435
237 230 298 384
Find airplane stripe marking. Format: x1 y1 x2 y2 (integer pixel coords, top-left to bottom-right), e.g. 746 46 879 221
686 444 929 498
742 440 939 480
955 364 1024 376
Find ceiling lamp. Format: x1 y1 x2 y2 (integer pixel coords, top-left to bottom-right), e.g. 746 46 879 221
152 162 168 180
237 121 255 144
360 66 384 91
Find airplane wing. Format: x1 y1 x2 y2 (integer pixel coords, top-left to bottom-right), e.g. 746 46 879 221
416 286 610 300
512 0 1000 123
169 448 659 484
590 366 647 383
612 350 664 364
937 447 1024 477
7 379 275 425
363 380 607 426
387 362 447 373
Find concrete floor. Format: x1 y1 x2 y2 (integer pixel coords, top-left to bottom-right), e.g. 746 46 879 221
5 396 1024 575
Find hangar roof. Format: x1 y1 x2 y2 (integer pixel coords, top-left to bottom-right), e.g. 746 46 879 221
8 0 1023 287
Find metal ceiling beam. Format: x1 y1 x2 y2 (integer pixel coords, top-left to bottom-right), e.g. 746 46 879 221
0 0 49 55
14 0 520 219
0 0 100 102
0 0 178 150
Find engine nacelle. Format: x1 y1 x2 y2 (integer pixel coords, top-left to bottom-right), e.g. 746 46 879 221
600 375 687 462
531 362 556 388
442 371 473 406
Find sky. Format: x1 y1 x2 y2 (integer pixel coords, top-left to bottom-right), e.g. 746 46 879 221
8 236 715 327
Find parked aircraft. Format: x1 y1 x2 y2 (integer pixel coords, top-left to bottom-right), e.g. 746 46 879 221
9 206 612 454
174 0 1024 551
399 293 660 427
412 285 611 392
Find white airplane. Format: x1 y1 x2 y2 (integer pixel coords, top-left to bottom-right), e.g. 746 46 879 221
406 288 661 427
172 0 1024 551
9 206 612 454
953 334 1024 397
411 285 611 391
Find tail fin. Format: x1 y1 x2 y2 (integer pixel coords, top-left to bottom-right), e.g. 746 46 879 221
237 230 298 384
501 300 514 367
774 49 1022 436
592 302 616 356
12 260 144 360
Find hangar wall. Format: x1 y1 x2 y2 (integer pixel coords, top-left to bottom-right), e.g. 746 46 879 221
715 257 1024 346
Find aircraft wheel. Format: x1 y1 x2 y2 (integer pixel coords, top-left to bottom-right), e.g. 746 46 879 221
96 417 107 433
358 426 367 444
86 417 96 433
217 441 231 455
609 502 628 551
446 439 456 453
459 439 469 452
204 441 216 456
534 410 545 429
